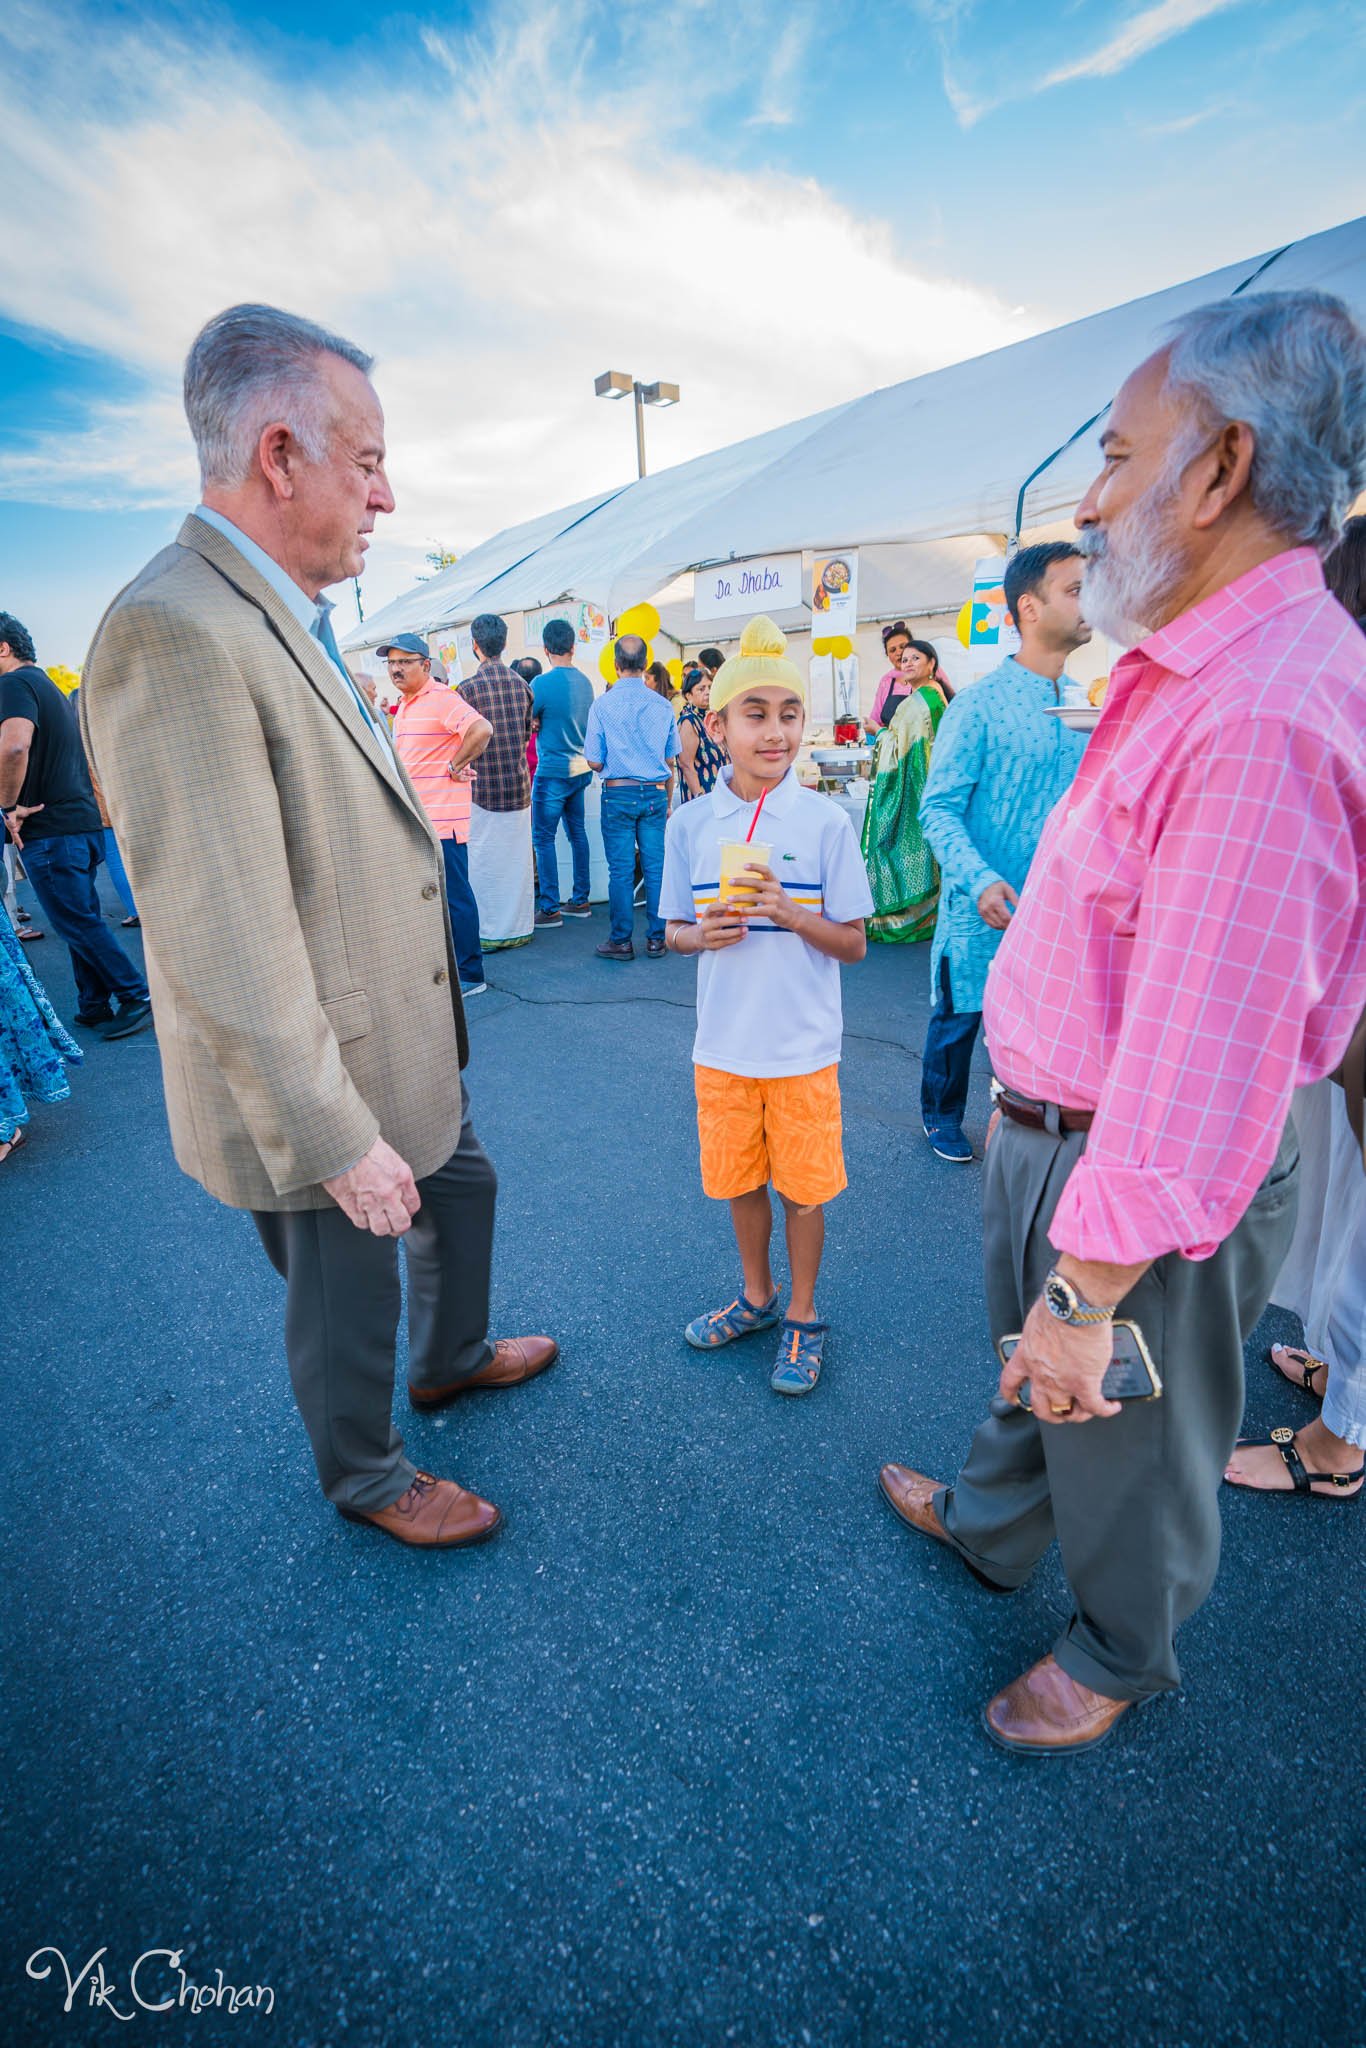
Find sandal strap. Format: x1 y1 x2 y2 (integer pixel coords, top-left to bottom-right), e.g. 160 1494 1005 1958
1270 1428 1364 1491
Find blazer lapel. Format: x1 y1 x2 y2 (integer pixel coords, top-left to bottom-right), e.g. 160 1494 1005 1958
177 515 423 821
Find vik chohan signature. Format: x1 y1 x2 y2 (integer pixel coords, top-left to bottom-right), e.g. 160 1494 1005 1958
27 1945 275 2020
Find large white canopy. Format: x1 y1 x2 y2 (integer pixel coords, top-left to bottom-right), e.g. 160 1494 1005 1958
345 214 1366 653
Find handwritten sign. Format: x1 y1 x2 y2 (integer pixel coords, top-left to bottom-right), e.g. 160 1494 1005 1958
694 554 802 623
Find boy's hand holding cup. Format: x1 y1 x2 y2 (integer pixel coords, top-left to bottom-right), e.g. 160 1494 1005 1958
696 898 749 950
738 863 799 931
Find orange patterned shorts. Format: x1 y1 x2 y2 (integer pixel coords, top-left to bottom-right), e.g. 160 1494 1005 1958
694 1063 846 1207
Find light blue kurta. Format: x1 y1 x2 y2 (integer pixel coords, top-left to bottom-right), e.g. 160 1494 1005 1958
919 656 1089 1013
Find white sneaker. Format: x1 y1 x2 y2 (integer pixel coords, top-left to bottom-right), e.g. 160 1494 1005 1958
461 981 488 997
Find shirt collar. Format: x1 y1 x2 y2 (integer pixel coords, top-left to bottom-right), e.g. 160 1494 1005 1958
1127 547 1325 683
709 765 801 821
194 505 327 639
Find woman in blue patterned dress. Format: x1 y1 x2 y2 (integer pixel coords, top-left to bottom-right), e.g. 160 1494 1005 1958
0 903 81 1161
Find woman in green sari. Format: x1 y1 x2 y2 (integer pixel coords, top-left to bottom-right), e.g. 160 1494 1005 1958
860 639 951 944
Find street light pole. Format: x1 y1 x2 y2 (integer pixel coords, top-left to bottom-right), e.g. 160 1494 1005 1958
633 382 648 480
595 371 681 480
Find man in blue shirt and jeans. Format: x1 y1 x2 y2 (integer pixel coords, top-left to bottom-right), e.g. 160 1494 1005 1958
584 633 679 961
530 618 596 928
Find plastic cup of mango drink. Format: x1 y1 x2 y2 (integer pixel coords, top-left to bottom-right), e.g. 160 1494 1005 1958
718 840 773 910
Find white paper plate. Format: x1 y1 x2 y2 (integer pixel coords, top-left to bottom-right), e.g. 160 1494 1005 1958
1044 703 1102 731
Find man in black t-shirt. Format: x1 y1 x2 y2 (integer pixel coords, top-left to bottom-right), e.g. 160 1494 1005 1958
0 612 151 1037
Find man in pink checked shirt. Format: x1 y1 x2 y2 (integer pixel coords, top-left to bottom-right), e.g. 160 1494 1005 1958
880 288 1366 1757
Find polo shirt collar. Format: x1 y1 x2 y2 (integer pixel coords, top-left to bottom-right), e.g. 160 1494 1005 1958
710 765 801 821
1131 546 1325 681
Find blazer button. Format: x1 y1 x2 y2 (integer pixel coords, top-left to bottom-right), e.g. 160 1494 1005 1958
422 882 439 900
434 969 449 985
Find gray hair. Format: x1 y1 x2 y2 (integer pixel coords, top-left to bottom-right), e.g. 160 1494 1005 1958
1163 289 1366 553
184 303 375 489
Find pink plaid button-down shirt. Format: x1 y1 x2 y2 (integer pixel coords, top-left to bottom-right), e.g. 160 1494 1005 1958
985 548 1366 1265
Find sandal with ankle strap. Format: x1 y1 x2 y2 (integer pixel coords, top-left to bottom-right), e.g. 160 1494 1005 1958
1229 1427 1364 1501
1268 1343 1327 1396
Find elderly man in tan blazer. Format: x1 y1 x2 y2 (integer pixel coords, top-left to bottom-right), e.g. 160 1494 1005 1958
81 303 557 1548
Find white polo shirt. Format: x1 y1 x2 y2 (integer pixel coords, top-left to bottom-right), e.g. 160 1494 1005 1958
659 767 873 1079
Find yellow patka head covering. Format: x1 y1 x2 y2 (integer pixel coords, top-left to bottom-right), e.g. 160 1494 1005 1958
708 615 807 713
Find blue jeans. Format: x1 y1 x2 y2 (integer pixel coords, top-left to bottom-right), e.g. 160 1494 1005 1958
600 785 668 945
22 829 149 1018
103 827 137 918
440 837 485 988
920 956 980 1126
531 770 592 912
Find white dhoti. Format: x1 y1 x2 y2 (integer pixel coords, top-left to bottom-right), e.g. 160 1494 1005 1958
466 802 534 950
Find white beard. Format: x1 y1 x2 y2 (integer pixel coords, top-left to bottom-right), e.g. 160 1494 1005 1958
1077 474 1192 648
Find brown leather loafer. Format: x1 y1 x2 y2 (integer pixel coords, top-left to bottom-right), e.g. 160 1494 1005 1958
337 1471 502 1547
409 1335 559 1411
983 1654 1134 1756
877 1463 1017 1594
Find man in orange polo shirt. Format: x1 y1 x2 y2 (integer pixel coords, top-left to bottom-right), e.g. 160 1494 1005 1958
382 634 493 995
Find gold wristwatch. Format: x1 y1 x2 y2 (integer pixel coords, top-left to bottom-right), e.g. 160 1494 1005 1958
1043 1267 1114 1327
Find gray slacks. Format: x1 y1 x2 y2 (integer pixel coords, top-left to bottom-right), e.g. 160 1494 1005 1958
253 1081 497 1512
937 1114 1300 1700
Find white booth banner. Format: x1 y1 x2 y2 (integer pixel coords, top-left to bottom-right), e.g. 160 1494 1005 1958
523 599 609 663
694 554 803 622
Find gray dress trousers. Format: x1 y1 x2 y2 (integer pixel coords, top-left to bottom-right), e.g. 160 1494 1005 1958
253 1079 498 1512
936 1113 1300 1700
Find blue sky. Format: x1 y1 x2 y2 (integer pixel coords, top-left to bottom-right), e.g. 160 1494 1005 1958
1 0 1362 662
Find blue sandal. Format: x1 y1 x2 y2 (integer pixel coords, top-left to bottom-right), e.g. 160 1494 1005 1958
685 1290 782 1350
770 1318 828 1395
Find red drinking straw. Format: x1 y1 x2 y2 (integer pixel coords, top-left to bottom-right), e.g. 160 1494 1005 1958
745 782 770 844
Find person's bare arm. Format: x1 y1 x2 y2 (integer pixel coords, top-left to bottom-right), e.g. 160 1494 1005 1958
679 719 703 798
0 716 34 811
448 714 493 777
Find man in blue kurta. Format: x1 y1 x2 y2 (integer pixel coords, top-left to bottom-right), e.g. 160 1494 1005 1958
918 543 1092 1161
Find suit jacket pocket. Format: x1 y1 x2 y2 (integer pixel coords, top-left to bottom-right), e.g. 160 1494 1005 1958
322 990 372 1043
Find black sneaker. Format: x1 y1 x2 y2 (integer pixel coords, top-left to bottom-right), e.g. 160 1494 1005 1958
595 940 635 962
75 1006 115 1029
534 909 563 929
560 900 592 919
99 999 154 1040
646 935 666 958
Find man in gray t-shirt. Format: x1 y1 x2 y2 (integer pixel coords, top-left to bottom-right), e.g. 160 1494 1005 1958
530 619 596 926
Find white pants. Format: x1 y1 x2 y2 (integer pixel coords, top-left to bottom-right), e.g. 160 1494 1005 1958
1273 1080 1366 1443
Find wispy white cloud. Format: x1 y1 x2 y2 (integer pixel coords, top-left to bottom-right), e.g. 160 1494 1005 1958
1039 0 1249 88
938 0 1257 126
0 0 1036 614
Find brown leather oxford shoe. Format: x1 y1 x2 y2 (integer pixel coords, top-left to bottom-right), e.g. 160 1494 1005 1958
983 1654 1134 1756
338 1471 502 1547
877 1463 1017 1594
409 1335 559 1412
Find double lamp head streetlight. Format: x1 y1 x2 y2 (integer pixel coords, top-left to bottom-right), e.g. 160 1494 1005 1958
594 370 680 479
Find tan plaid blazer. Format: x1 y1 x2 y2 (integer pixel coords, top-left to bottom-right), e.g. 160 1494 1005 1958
81 514 468 1212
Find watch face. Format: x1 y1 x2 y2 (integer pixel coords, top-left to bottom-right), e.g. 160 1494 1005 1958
1045 1274 1075 1320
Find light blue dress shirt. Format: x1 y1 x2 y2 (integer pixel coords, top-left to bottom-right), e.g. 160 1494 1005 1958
584 677 681 782
193 505 394 762
919 655 1089 1013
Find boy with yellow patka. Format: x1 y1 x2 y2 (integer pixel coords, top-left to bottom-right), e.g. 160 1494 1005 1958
660 617 872 1394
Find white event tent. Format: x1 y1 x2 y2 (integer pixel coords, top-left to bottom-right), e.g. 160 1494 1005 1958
345 214 1366 687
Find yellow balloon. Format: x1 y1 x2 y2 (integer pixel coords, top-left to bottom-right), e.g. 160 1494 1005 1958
666 657 683 685
598 642 618 684
617 601 661 641
955 600 973 649
830 636 853 660
811 637 832 657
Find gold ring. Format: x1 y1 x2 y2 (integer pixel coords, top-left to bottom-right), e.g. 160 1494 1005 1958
1049 1400 1075 1416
